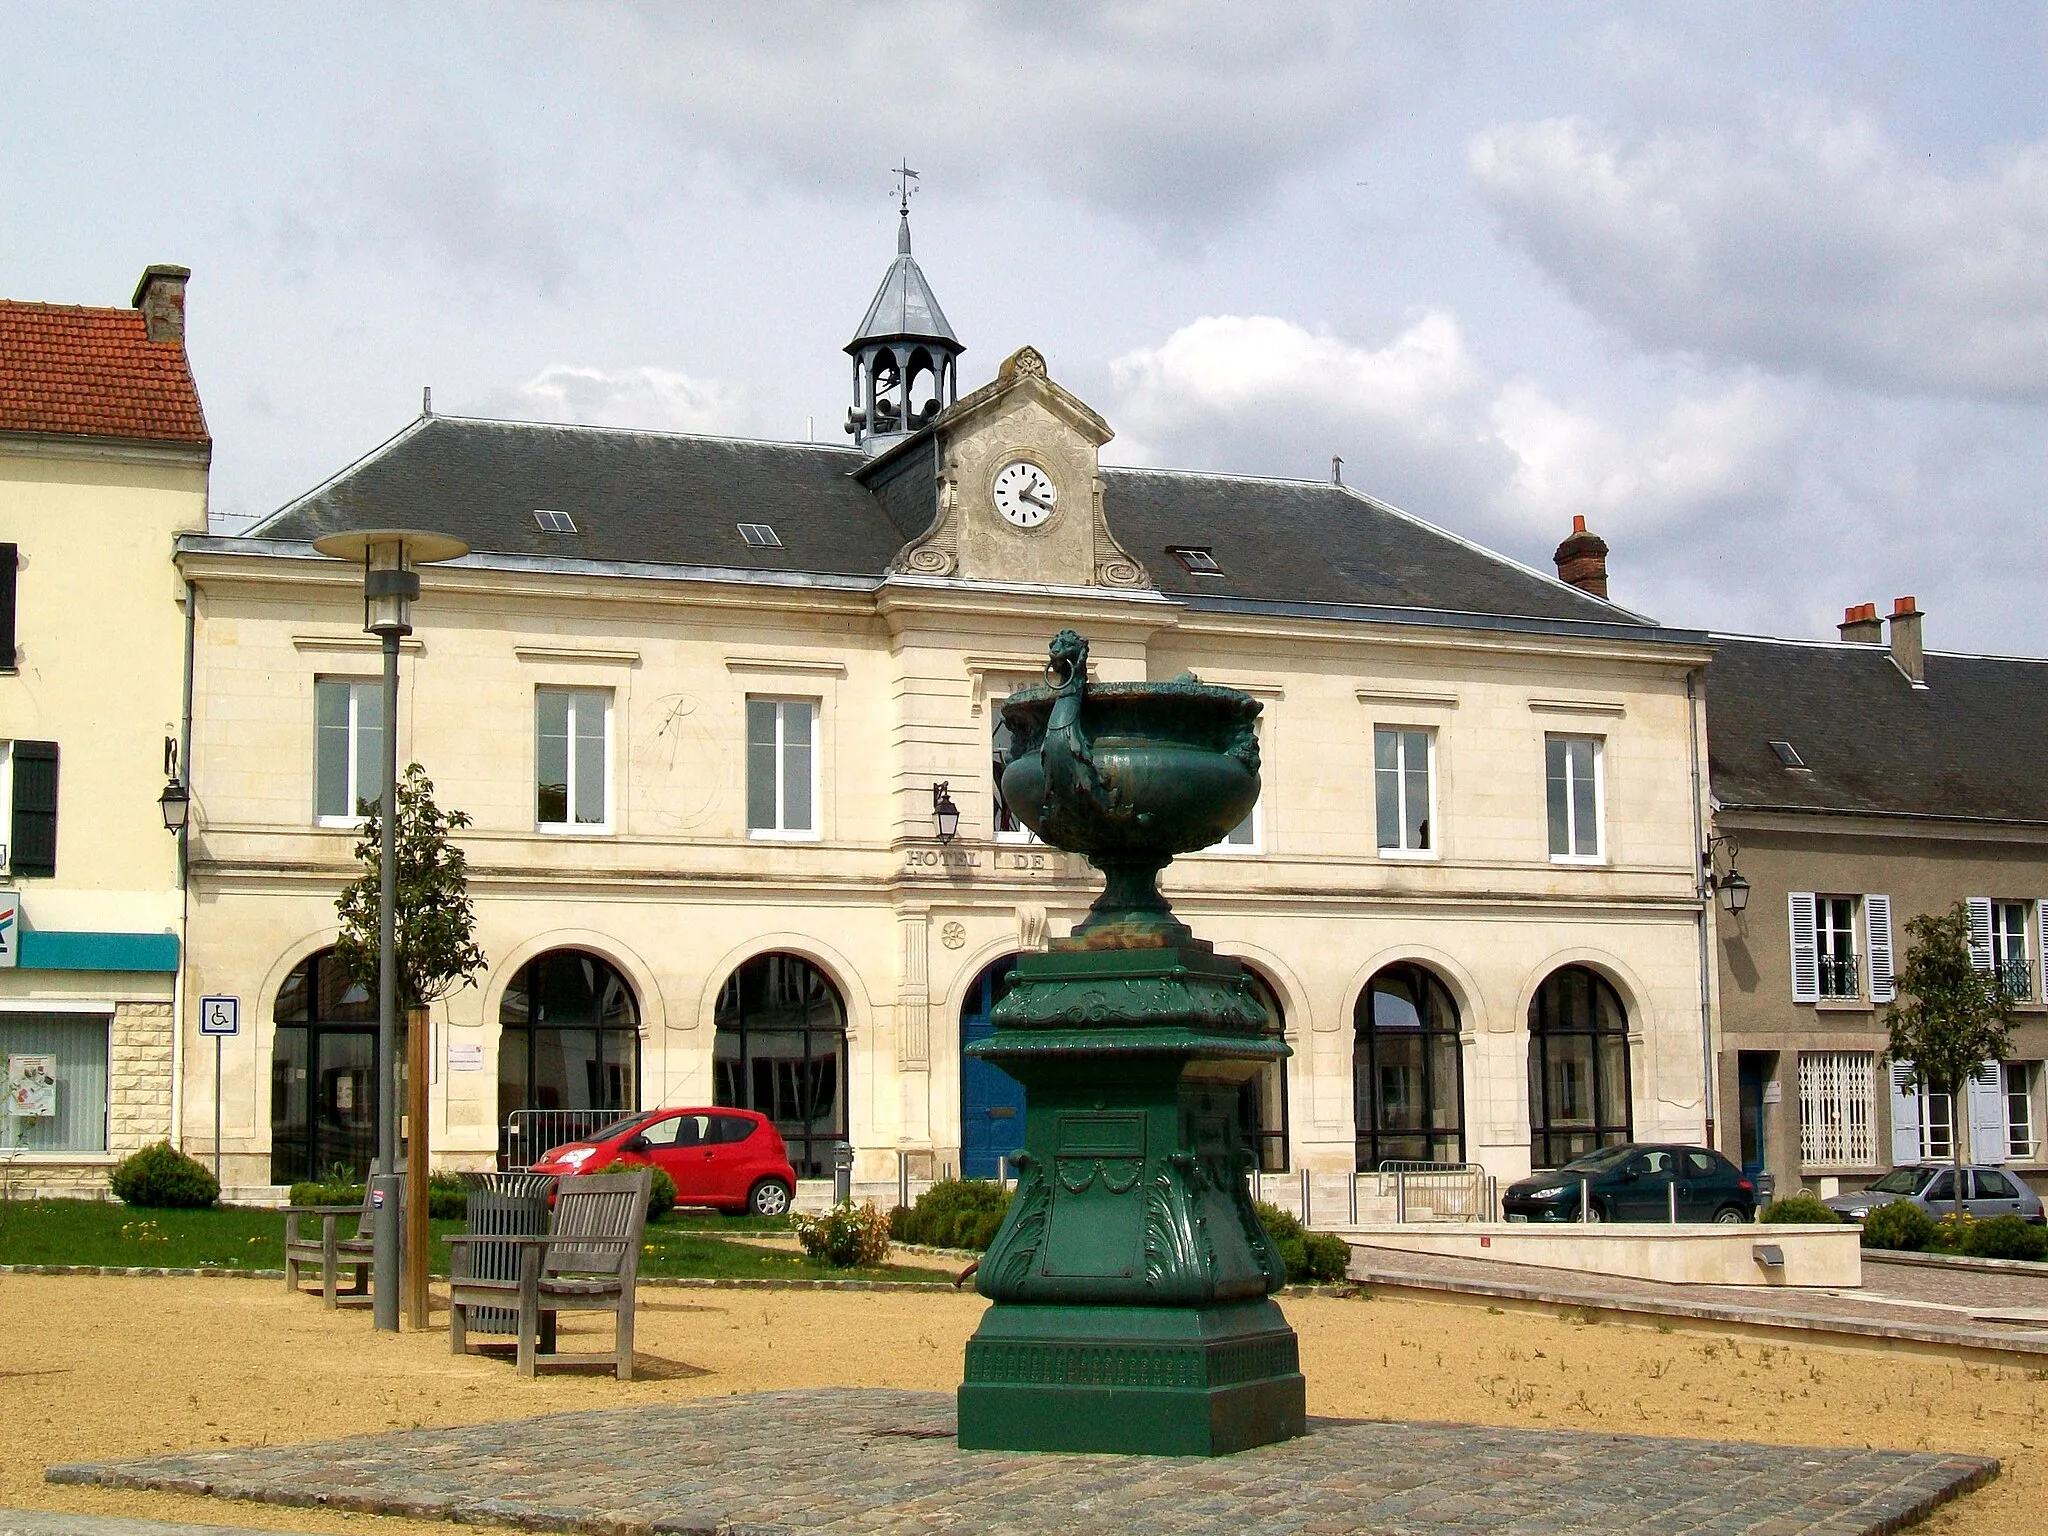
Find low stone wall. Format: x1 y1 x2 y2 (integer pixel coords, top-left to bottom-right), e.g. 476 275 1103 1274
1339 1222 1861 1287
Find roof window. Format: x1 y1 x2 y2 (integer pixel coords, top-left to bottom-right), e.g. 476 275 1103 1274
1168 545 1223 577
737 523 783 548
1769 740 1807 769
533 510 577 534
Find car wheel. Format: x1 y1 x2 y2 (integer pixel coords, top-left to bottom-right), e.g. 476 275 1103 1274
1712 1205 1747 1225
749 1179 793 1218
1580 1202 1604 1224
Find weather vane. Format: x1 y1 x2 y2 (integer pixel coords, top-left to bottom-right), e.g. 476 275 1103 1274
893 159 920 215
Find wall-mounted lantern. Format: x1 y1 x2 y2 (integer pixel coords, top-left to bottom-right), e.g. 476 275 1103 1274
932 782 961 843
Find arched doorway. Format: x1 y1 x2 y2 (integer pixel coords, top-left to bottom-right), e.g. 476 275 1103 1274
498 949 641 1166
1354 963 1465 1170
270 948 377 1185
1527 965 1632 1168
714 952 847 1179
959 956 1022 1179
1237 967 1290 1172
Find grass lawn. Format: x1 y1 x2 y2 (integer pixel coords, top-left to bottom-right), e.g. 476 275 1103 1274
0 1200 953 1284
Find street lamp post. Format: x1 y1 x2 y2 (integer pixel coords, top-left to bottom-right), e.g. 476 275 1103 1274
313 528 468 1332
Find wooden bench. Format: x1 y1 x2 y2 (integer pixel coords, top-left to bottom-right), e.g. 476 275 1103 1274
446 1169 650 1379
282 1176 400 1308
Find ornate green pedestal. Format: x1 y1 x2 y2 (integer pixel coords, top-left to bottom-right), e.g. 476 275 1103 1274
956 633 1307 1456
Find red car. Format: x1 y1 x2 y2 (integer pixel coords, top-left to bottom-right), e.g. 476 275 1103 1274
533 1107 796 1217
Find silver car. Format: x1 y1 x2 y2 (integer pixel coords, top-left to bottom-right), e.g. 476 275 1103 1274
1822 1165 2045 1224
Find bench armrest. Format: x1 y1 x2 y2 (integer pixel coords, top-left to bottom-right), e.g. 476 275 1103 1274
283 1204 365 1216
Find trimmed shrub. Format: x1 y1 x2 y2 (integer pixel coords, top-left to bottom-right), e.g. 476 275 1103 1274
1858 1199 1936 1252
286 1172 469 1220
892 1179 1013 1251
1759 1194 1840 1225
593 1162 677 1224
1962 1213 2048 1262
109 1142 219 1209
1933 1210 1975 1253
793 1199 891 1266
1255 1200 1350 1284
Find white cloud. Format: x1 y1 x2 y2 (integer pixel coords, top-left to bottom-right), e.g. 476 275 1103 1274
521 2 1454 242
499 364 753 436
1469 97 2048 398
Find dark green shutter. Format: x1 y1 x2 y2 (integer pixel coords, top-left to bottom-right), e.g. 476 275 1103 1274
0 543 16 668
11 740 59 877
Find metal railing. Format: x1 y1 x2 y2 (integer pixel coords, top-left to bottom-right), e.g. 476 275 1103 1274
499 1108 623 1170
1376 1161 1493 1222
1818 952 1860 999
1997 957 2033 1001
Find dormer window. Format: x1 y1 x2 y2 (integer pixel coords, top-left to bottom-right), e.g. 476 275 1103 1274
1770 740 1807 769
533 510 577 534
1169 546 1223 577
737 523 783 549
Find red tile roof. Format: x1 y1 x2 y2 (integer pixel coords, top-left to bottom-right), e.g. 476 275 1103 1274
0 301 209 446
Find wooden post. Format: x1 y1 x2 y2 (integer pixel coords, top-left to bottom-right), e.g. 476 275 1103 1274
405 1003 431 1330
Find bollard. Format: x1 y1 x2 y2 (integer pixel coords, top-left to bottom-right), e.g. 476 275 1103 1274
1347 1170 1357 1226
1299 1167 1312 1228
1580 1177 1590 1223
996 1154 1009 1190
833 1142 854 1205
1395 1171 1407 1224
1668 1181 1678 1223
897 1149 909 1211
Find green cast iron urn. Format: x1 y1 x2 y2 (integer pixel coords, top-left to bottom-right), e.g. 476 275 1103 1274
955 629 1308 1456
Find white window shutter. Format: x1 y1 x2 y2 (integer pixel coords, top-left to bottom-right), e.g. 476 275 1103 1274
1789 892 1820 1003
1889 1061 1922 1165
1968 897 1994 970
1865 895 1895 1003
1969 1062 2007 1164
2037 898 2048 1002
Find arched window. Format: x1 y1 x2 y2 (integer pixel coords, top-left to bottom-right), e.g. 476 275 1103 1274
714 952 847 1179
1354 964 1464 1171
498 950 641 1165
1527 965 1632 1168
270 948 377 1185
1237 968 1290 1172
959 956 1022 1179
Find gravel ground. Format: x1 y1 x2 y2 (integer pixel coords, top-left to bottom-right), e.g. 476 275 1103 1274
1 1274 2041 1535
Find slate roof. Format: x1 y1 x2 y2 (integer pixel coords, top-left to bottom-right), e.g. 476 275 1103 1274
252 413 1665 635
1707 635 2048 823
0 301 209 446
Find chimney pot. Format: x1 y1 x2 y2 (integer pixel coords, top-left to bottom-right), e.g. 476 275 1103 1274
1552 517 1610 599
130 264 191 345
1887 596 1926 686
1838 602 1883 645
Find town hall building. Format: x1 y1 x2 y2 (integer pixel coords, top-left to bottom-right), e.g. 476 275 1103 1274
171 211 1719 1203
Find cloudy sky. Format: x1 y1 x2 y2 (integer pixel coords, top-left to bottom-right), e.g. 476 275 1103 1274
6 3 2045 650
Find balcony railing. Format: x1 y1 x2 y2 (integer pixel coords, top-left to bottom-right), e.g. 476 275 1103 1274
1997 957 2033 1001
1818 952 1860 999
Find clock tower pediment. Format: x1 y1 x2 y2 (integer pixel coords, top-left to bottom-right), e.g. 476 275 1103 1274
889 347 1149 590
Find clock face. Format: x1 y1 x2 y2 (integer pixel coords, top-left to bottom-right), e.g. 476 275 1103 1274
993 460 1058 528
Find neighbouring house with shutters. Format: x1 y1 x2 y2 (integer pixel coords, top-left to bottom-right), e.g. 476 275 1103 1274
0 267 207 1193
1705 601 2048 1201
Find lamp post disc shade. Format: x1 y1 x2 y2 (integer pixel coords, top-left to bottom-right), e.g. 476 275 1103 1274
312 529 471 564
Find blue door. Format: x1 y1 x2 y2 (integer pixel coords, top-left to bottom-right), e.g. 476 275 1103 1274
960 957 1024 1179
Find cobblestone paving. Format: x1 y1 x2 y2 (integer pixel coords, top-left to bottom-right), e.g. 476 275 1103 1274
50 1388 1994 1536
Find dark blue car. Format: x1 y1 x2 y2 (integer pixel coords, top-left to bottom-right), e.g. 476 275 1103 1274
1502 1143 1756 1223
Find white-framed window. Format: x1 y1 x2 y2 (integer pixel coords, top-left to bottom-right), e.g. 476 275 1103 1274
991 713 1037 844
1816 896 1859 999
747 697 817 839
314 677 384 824
1890 1061 1956 1165
1544 734 1602 861
1990 900 2033 1001
0 1008 110 1152
1790 892 1894 1004
535 687 611 831
1798 1050 1875 1166
2008 1061 2041 1162
1374 726 1434 856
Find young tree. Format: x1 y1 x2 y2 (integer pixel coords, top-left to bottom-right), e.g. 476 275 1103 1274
1885 903 2015 1217
334 763 486 1009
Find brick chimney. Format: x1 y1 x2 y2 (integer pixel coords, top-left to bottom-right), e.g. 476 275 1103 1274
1552 515 1609 598
1887 596 1925 686
1838 602 1883 644
130 264 191 345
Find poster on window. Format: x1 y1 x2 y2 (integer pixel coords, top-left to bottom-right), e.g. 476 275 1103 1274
6 1054 57 1117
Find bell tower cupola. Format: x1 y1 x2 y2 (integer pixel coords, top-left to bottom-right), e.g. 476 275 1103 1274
845 164 962 454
